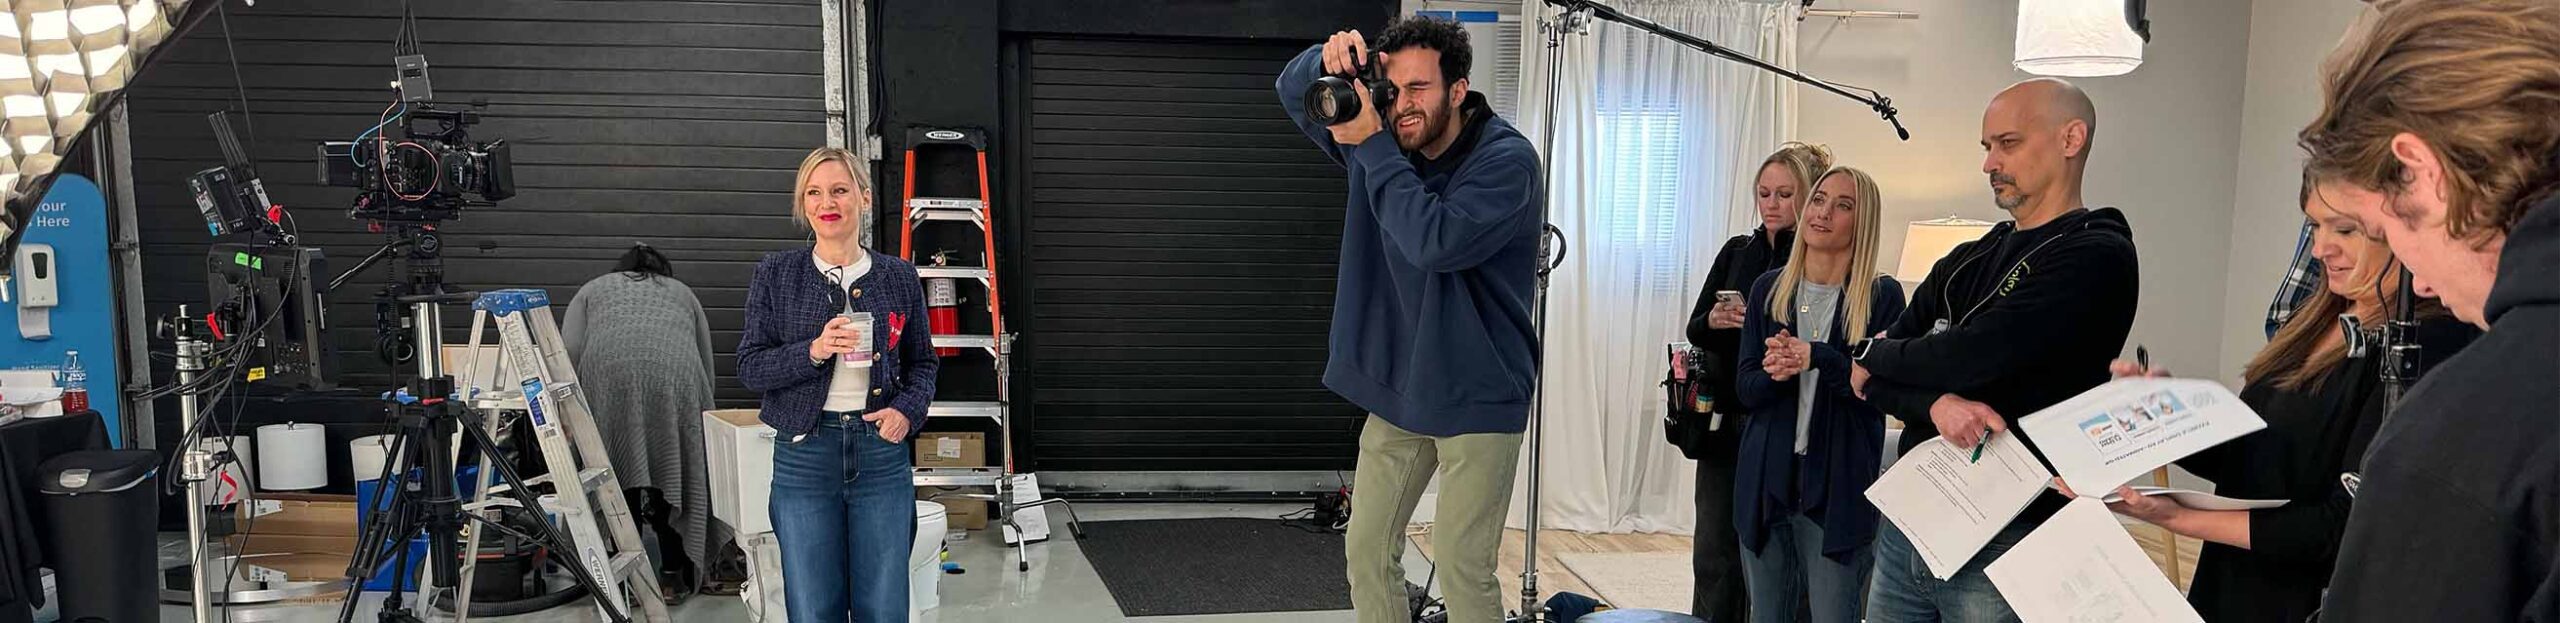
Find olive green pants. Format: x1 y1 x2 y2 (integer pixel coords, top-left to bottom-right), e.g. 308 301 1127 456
1346 415 1524 623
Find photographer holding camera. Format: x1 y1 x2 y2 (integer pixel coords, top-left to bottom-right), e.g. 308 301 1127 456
1276 15 1543 623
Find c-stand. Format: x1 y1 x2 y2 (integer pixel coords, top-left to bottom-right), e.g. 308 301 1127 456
330 223 625 623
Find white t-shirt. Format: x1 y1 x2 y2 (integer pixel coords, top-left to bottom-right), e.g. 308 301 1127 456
817 251 876 413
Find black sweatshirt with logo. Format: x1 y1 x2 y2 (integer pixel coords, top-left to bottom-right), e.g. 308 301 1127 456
1859 207 2140 523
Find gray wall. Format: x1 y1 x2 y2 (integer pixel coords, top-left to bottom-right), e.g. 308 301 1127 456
1795 0 2254 380
2216 0 2370 384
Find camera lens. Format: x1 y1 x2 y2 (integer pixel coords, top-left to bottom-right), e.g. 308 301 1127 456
1304 76 1364 126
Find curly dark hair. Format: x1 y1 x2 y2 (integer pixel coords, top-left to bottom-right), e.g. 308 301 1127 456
1372 15 1471 84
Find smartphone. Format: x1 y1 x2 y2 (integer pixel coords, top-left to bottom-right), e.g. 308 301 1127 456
1715 290 1744 306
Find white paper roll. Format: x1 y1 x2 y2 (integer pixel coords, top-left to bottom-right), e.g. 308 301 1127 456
349 434 398 484
194 435 254 505
255 423 328 491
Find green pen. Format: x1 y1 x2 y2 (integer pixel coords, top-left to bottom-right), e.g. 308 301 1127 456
1969 426 1992 463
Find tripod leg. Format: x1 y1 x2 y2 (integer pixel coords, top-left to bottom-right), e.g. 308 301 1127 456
1011 514 1030 573
342 428 427 623
459 417 632 623
1019 498 1083 538
452 412 503 623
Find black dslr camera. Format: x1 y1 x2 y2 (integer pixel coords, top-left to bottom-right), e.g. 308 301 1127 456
1303 56 1397 126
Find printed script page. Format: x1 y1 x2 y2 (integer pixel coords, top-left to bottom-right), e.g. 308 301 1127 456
1987 498 2206 623
1866 433 2054 579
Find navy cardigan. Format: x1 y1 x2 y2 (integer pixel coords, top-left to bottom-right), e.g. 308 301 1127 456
736 247 939 440
1732 269 1905 561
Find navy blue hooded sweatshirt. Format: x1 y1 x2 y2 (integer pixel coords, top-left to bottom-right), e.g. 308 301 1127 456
1276 44 1544 436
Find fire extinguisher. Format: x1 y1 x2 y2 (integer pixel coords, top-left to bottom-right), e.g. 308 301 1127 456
927 250 962 357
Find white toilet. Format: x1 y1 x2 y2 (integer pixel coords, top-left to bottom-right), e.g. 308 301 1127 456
909 500 950 621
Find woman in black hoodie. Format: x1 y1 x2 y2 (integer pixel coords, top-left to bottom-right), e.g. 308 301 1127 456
1679 141 1831 622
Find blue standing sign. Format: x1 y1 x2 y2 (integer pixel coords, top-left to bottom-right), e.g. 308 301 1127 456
0 174 123 445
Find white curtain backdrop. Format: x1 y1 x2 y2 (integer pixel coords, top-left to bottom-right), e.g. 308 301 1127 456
1509 0 1799 534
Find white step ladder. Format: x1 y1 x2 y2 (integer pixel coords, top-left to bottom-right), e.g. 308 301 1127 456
449 289 670 623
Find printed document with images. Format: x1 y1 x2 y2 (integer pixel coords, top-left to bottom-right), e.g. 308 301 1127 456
1986 498 2206 623
1865 433 2054 579
2017 377 2266 494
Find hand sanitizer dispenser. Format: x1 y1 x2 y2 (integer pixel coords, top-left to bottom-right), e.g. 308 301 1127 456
16 243 57 340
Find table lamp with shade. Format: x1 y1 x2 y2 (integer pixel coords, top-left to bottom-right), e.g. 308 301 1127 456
1896 217 1997 284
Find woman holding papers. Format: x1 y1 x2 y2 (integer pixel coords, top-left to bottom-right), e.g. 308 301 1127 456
1731 166 1905 623
2066 174 2475 622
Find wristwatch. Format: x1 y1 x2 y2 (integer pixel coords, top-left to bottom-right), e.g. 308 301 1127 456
810 355 829 368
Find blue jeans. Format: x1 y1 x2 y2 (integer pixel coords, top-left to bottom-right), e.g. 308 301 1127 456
1864 519 2030 623
1740 512 1873 623
770 412 915 622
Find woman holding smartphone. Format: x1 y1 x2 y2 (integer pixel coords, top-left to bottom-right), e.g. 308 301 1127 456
736 147 940 621
1679 141 1831 621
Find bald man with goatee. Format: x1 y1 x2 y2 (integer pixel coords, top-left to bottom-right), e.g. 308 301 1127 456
1844 78 2142 622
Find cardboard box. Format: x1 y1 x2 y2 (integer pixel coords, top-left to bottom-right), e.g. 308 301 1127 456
228 533 357 557
238 493 360 539
232 552 356 583
918 488 990 531
914 432 986 468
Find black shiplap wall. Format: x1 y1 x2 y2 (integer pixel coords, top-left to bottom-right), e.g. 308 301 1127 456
127 0 826 406
1013 37 1361 471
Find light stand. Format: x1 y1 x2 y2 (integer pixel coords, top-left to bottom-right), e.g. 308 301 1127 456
2342 267 2423 500
2378 269 2420 408
172 310 213 623
157 309 345 618
1514 2 1909 620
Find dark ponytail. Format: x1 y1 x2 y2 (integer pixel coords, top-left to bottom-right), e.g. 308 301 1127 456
616 243 675 280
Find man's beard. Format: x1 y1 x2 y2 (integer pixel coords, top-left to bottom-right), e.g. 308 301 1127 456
1396 100 1456 151
1991 173 2027 211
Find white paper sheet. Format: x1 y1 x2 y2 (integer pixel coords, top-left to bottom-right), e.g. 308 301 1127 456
1986 499 2206 623
2017 378 2267 494
1002 473 1054 544
1865 433 2054 579
2107 486 2285 511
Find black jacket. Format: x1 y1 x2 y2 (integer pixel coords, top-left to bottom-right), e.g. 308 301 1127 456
2182 315 2475 623
1858 207 2140 520
1686 227 1795 415
2322 197 2560 623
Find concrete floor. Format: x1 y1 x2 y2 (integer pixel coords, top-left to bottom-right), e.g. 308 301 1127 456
119 503 1438 623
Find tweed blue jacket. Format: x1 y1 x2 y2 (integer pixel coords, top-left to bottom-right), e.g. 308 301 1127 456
737 247 939 440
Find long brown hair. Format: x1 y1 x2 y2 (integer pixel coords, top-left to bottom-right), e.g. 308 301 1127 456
2244 176 2445 391
2298 0 2560 245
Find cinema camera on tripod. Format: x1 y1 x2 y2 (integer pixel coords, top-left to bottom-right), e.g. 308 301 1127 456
1303 54 1397 126
316 58 515 224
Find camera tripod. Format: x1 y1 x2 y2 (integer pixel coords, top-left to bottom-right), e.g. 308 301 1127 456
331 230 625 623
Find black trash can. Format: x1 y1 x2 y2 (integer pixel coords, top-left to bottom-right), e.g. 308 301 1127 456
37 450 159 623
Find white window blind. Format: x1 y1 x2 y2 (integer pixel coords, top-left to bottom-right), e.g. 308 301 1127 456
1594 105 1689 296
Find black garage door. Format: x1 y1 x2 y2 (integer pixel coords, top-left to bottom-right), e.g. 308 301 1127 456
1014 37 1362 472
128 0 825 405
